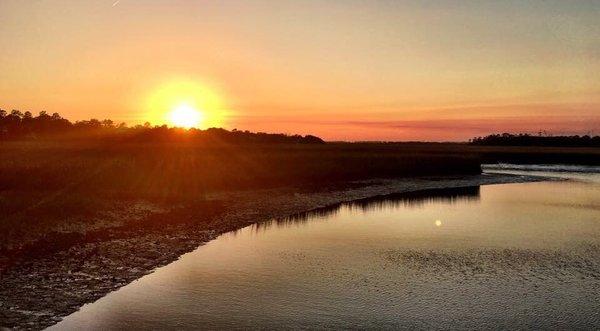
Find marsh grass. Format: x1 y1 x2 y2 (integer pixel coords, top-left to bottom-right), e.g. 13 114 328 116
0 141 482 196
0 141 482 256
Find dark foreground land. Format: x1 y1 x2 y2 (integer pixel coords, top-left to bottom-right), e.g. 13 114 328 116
0 141 599 329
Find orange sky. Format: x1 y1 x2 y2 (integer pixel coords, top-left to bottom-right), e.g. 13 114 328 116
0 0 598 141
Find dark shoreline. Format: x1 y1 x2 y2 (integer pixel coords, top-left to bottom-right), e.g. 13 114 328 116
1 173 547 330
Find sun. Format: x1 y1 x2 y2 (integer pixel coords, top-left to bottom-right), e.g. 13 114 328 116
168 103 203 128
143 79 230 129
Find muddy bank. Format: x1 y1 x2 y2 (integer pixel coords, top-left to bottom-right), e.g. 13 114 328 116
0 173 547 330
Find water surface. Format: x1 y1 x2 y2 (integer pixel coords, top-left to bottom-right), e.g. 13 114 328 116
53 170 600 329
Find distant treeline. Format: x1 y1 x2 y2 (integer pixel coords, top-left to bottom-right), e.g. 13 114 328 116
470 133 600 147
0 109 324 144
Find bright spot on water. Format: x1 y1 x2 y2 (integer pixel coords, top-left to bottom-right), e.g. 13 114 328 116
435 219 442 227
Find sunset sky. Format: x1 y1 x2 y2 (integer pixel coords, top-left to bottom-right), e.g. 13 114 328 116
0 0 598 141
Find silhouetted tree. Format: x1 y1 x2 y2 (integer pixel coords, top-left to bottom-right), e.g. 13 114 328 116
0 107 325 144
470 133 600 147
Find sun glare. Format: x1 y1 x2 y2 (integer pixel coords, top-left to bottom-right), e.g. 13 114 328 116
168 103 203 128
144 79 229 129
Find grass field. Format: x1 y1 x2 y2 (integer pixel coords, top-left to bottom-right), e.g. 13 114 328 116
0 141 483 196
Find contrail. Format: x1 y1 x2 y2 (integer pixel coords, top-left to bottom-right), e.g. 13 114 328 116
112 0 120 6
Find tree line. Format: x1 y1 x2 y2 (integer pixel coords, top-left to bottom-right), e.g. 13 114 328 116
470 133 600 147
0 109 324 144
